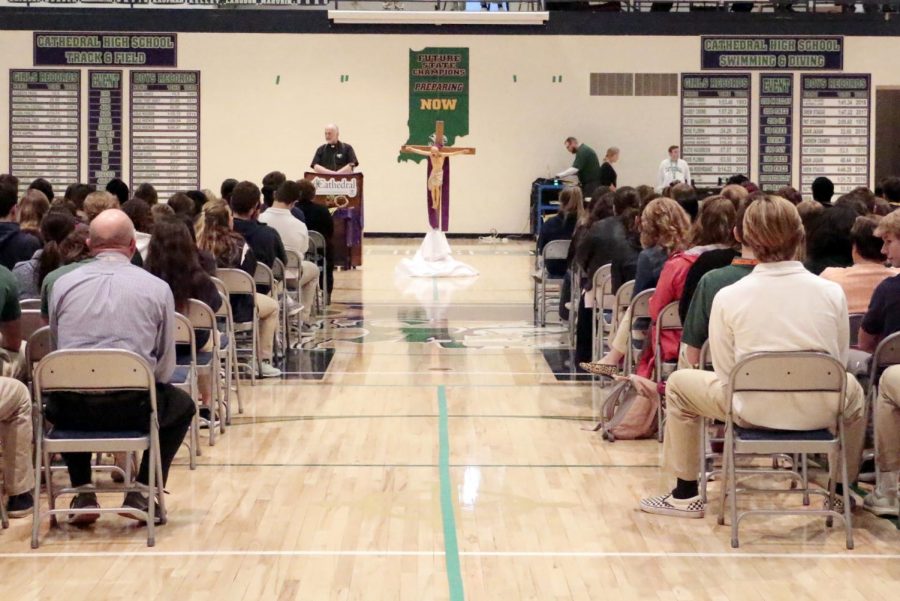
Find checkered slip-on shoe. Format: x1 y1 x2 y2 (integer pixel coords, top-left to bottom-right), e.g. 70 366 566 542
639 494 705 519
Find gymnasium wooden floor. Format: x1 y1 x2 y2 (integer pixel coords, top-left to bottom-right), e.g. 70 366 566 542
2 238 900 600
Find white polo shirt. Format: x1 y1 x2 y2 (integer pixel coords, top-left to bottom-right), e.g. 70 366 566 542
709 261 849 430
259 206 309 255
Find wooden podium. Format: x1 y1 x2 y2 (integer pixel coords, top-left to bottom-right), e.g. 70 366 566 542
303 172 364 269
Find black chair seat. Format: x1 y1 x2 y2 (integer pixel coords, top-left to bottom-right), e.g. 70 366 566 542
48 429 146 440
734 427 833 442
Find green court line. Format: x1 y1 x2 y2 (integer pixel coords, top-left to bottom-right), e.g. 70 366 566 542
438 384 466 601
188 462 660 469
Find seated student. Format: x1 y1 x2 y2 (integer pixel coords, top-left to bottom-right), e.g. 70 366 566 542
196 201 281 378
105 178 129 206
677 196 742 324
168 192 195 219
231 181 287 272
640 196 865 518
145 217 222 408
669 183 699 222
83 190 120 223
858 209 900 517
133 183 158 207
573 188 641 363
0 376 34 517
559 192 612 322
296 179 335 295
680 199 758 368
820 216 899 315
537 186 584 278
258 181 320 325
122 198 154 261
13 211 76 300
804 205 858 275
28 178 54 203
46 209 194 523
17 189 50 239
580 197 690 376
39 225 93 319
812 176 835 207
776 186 803 206
0 183 42 270
635 196 737 379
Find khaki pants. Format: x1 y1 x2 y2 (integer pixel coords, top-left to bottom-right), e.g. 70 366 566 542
876 365 900 472
663 369 866 483
297 260 320 322
0 377 34 496
285 261 321 322
255 292 279 360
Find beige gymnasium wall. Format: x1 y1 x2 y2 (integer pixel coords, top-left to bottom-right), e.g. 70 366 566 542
0 32 896 234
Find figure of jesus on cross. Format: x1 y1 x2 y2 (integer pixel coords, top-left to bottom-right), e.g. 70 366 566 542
400 120 475 232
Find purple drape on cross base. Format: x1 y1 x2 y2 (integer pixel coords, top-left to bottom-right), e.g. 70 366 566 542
426 158 451 232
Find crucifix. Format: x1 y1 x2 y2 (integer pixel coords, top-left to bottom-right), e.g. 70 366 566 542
400 120 476 232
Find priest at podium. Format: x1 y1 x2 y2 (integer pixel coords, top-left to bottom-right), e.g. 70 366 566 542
311 123 359 174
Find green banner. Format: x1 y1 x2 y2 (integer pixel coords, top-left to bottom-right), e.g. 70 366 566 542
399 47 469 163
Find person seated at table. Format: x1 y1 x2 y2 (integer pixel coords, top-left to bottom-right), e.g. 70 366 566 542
640 195 865 518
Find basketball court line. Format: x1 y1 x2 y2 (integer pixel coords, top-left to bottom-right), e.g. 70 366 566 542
183 463 659 469
1 549 896 560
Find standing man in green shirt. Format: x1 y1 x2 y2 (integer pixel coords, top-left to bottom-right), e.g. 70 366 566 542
558 137 603 198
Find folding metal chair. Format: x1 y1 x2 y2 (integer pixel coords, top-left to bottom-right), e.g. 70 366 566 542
307 230 329 308
20 308 44 341
612 279 635 340
589 264 614 362
187 299 225 441
653 301 682 441
212 278 242 420
283 248 305 311
533 239 569 327
25 325 53 392
19 298 41 311
31 349 166 548
717 352 854 549
172 312 200 468
217 268 260 386
867 331 900 487
623 288 655 376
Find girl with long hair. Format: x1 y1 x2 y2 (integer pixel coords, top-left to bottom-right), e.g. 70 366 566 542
13 210 75 299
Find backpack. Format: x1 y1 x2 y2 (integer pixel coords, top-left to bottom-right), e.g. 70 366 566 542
591 375 660 441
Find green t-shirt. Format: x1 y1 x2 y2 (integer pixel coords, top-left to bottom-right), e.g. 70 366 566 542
573 143 602 188
41 258 96 318
0 265 21 322
681 262 755 349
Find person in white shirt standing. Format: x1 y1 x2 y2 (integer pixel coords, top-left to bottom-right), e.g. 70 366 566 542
259 181 321 325
657 145 691 192
639 195 866 519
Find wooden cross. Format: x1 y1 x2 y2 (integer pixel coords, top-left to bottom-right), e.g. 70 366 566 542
400 121 476 231
403 121 475 155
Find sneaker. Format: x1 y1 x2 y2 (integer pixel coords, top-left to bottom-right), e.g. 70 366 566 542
863 491 899 517
119 492 164 525
68 492 101 526
825 493 857 514
6 492 34 518
259 360 282 378
639 494 705 519
286 297 303 318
